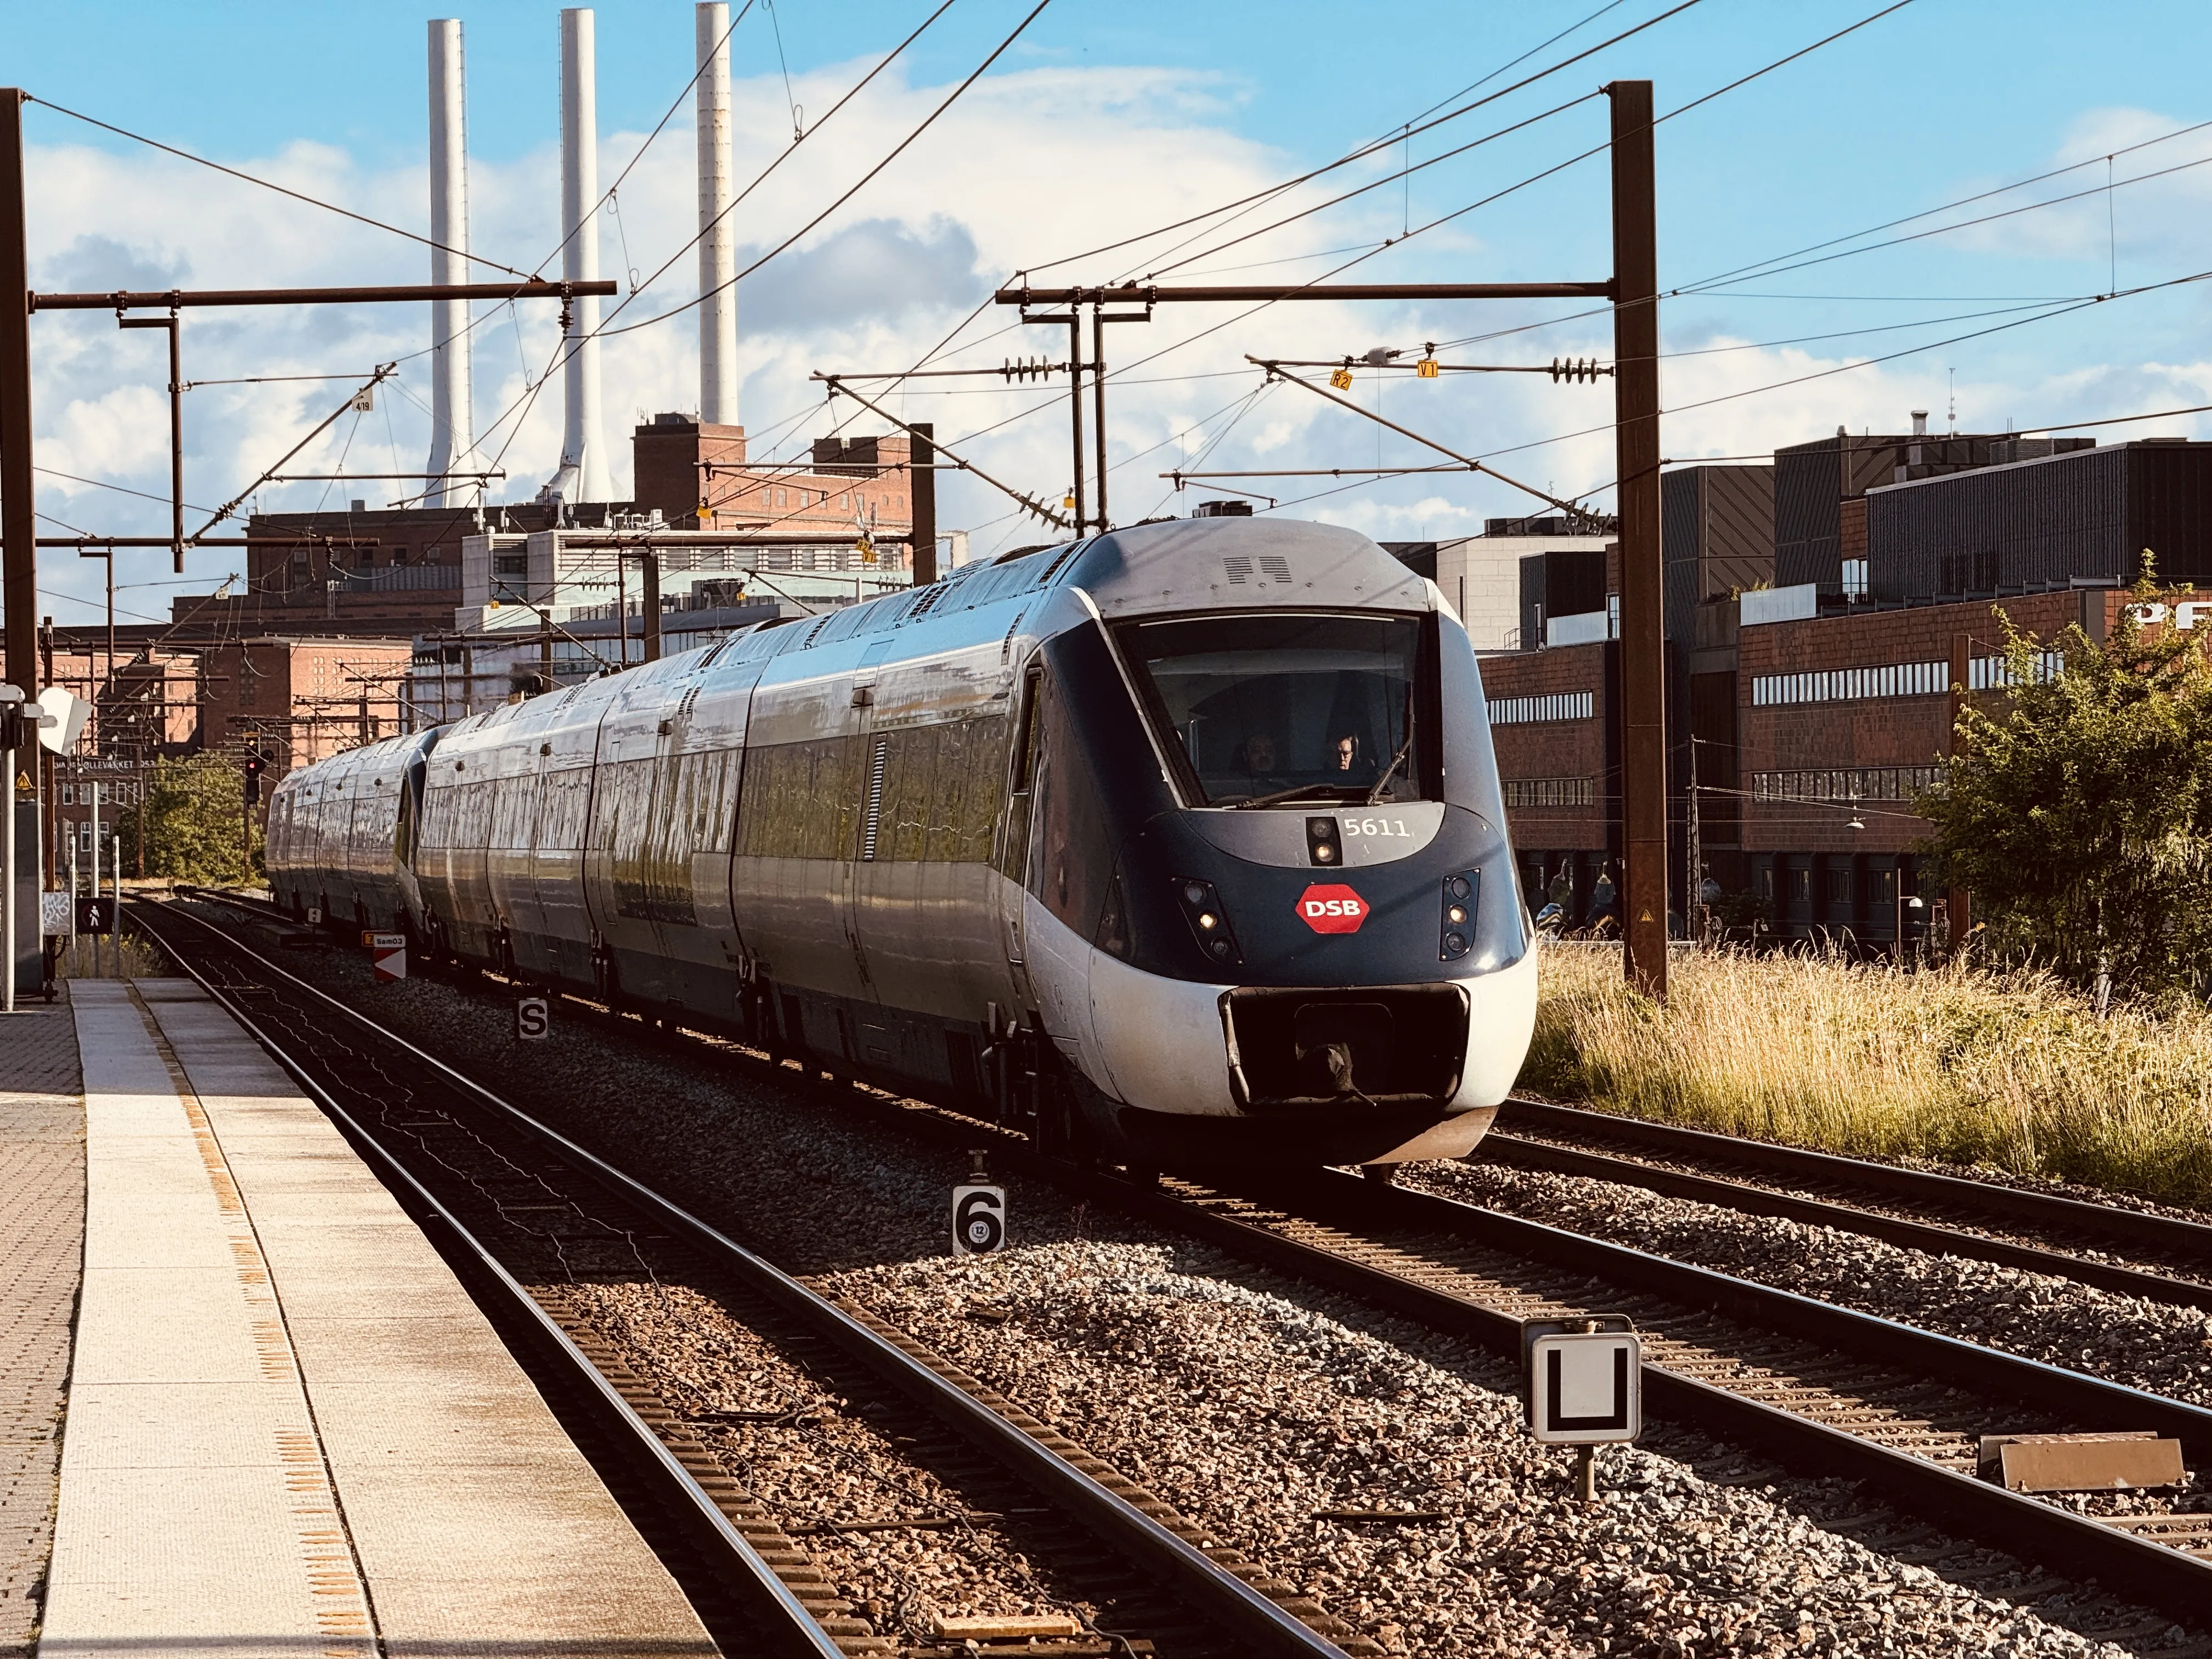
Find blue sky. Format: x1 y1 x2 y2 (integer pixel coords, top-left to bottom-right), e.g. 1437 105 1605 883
10 0 2212 622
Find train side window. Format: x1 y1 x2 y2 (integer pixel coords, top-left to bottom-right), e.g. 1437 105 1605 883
997 667 1044 881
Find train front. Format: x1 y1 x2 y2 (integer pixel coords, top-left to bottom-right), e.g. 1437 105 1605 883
1026 518 1536 1168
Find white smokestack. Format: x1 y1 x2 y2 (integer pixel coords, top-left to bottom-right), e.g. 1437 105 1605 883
696 3 738 426
545 7 611 506
426 19 476 508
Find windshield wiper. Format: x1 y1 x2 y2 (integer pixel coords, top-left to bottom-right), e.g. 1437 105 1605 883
1366 686 1417 805
1223 783 1364 810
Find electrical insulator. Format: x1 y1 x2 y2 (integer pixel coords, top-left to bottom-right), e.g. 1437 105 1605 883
1329 366 1355 391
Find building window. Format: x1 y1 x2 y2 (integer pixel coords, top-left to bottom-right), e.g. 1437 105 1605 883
1751 654 2061 708
1842 558 1868 601
1868 867 1898 906
1757 866 1774 901
1504 776 1596 808
1826 865 1853 904
494 554 528 576
1490 690 1596 725
1786 867 1810 906
1749 766 1943 802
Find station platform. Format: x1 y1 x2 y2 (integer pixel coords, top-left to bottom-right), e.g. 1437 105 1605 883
24 978 716 1659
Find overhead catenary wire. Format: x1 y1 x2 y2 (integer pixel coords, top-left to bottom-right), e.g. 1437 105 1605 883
25 94 530 278
821 0 1920 537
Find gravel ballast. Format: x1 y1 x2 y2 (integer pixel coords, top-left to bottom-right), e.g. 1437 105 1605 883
1410 1159 2212 1407
835 1238 2148 1657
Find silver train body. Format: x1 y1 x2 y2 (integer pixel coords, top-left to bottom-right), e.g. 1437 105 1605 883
268 518 1537 1164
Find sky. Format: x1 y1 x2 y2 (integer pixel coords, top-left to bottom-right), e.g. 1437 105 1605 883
10 0 2212 628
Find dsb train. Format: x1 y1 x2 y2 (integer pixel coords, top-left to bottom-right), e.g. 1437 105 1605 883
267 517 1537 1167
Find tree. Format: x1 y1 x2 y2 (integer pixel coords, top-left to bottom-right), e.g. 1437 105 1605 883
1917 567 2212 1000
120 755 260 883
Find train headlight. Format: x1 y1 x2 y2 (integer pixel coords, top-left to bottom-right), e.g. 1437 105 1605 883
1440 871 1480 960
1305 816 1341 867
1173 877 1242 969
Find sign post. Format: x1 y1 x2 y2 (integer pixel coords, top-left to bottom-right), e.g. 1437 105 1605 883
952 1150 1006 1256
1524 1315 1642 1503
369 932 407 983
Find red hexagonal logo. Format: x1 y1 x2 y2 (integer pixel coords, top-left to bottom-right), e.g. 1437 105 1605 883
1295 883 1370 934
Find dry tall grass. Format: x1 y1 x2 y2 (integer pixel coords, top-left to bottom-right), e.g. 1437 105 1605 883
1524 943 2212 1210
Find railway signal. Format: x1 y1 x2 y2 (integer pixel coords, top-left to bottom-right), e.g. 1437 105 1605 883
952 1151 1006 1256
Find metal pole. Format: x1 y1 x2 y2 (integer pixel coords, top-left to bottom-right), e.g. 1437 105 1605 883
640 550 661 663
1686 736 1702 947
121 314 184 571
909 421 937 585
168 314 183 571
1608 79 1666 1002
32 279 614 311
110 832 118 974
2 92 40 723
1066 315 1086 535
88 781 99 977
616 552 629 668
1947 632 1972 950
3 741 14 1012
1092 308 1109 532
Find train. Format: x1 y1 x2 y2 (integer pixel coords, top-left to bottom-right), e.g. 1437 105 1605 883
266 516 1537 1168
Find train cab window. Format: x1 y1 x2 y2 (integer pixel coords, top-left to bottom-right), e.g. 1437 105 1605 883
1115 613 1428 808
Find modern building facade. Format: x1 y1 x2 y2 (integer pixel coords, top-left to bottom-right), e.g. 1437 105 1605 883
1463 421 2210 950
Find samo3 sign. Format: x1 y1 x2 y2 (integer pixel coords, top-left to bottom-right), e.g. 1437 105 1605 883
1295 884 1369 934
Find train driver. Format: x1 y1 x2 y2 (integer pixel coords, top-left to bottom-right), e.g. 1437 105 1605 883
1241 732 1287 784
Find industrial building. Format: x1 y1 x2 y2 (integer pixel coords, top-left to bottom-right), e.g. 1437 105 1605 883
1468 417 2212 949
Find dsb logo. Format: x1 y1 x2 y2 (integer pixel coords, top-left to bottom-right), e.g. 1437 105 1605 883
1295 883 1369 934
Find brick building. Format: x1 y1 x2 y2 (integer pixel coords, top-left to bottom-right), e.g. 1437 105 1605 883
169 420 921 639
200 636 414 773
633 419 917 542
1467 422 2212 951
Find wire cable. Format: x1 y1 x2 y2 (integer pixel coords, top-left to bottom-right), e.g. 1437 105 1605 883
25 94 531 278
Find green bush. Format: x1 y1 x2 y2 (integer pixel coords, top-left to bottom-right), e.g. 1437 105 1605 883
119 755 259 883
1918 565 2212 1000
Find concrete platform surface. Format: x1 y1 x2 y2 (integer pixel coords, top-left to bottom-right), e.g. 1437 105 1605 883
42 979 719 1659
0 988 84 1659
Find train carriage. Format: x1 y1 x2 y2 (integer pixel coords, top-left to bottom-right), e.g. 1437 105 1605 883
270 517 1537 1167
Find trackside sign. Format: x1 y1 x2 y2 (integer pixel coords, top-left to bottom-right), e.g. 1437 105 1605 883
1295 884 1369 934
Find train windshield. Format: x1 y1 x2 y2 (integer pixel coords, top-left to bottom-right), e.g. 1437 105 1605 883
1116 613 1428 808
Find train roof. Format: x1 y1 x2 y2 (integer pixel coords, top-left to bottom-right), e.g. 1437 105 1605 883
380 518 1432 774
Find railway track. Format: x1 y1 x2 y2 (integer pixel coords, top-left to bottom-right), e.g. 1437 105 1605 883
1485 1097 2212 1311
151 891 2212 1639
133 896 1363 1659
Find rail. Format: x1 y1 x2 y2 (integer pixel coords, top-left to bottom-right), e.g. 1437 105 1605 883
136 896 1356 1659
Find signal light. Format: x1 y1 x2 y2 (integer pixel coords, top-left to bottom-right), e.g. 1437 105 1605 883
1172 876 1242 968
1440 870 1479 960
1329 365 1355 391
1305 815 1341 867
